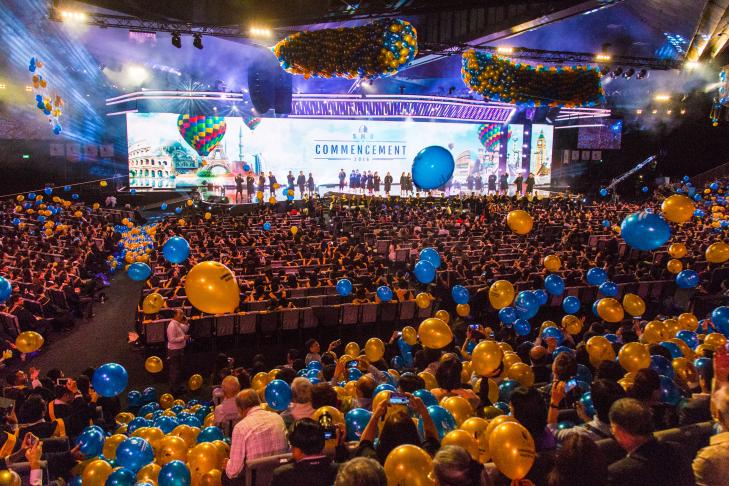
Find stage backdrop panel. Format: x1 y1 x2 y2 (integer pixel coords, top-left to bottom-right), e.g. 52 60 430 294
126 113 552 190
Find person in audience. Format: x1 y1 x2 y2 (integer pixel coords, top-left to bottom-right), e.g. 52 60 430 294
224 389 288 481
281 377 315 428
47 380 92 438
607 398 695 486
548 379 625 442
433 445 490 486
214 375 242 430
16 395 63 442
166 309 190 395
679 357 714 425
628 368 678 430
334 457 387 486
271 418 346 486
431 355 478 408
304 339 340 365
547 434 608 486
693 384 729 486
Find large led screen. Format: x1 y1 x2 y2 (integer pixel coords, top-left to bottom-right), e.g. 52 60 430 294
126 113 553 192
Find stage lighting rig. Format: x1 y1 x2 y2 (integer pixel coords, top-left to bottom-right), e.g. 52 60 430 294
193 33 203 49
636 69 648 80
623 68 635 79
171 31 181 48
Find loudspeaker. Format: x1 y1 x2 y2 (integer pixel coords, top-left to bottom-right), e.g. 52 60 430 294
247 51 292 115
274 70 292 115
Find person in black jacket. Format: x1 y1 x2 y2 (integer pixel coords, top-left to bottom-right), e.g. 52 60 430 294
297 171 306 198
270 419 346 486
384 172 393 196
607 398 695 486
47 381 93 438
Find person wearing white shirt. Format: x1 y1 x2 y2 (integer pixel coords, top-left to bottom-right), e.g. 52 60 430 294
166 309 190 394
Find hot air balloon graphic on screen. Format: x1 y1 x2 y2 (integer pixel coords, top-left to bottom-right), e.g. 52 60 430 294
177 114 227 157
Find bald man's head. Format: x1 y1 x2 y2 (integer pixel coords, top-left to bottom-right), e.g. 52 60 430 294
235 389 261 416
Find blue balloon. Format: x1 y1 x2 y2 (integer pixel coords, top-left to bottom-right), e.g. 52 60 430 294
130 189 137 195
70 476 82 486
493 401 511 414
499 307 517 325
676 330 699 349
676 269 699 289
138 402 159 417
127 262 152 282
126 417 149 434
413 389 438 407
158 460 191 486
127 390 142 407
307 360 322 371
75 426 105 457
694 357 712 375
72 193 79 200
346 367 363 381
373 383 396 397
0 277 11 304
161 202 168 210
620 211 671 251
265 379 292 411
515 291 539 319
602 219 610 227
28 193 36 200
263 222 271 231
43 187 52 196
174 207 182 214
419 247 441 268
153 415 180 434
197 426 225 443
711 306 729 335
116 437 154 472
565 379 590 396
641 186 649 193
451 285 470 304
11 218 19 226
377 286 393 302
498 380 520 402
391 356 404 369
533 289 548 306
650 355 674 379
544 274 564 296
599 280 618 297
660 341 683 359
106 468 136 486
586 267 607 286
162 237 190 264
576 364 592 384
683 175 690 182
599 188 608 197
658 375 682 405
579 392 596 417
92 363 128 397
412 146 455 190
142 387 157 403
345 408 372 441
336 278 353 297
62 185 71 192
413 260 436 284
514 319 531 336
711 182 719 191
553 346 574 360
562 296 580 314
419 405 456 440
542 326 564 345
604 333 620 343
38 215 45 223
592 300 600 317
194 406 211 423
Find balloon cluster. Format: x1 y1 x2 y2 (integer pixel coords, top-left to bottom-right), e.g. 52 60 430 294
273 19 418 79
461 50 604 107
413 247 440 284
477 123 504 151
110 223 158 275
177 115 227 157
243 115 261 131
29 57 64 135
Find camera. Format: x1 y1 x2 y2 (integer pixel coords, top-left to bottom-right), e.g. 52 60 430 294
318 411 336 440
56 378 70 387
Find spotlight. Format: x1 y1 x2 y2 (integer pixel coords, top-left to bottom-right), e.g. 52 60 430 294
171 31 181 48
192 33 203 49
595 53 612 62
127 65 148 83
496 46 514 55
654 93 671 102
623 68 635 79
685 61 700 70
250 27 272 37
60 10 87 22
636 109 642 114
610 67 623 78
636 69 648 80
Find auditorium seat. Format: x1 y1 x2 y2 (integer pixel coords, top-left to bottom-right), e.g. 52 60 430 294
143 319 168 346
398 301 416 322
244 453 293 486
237 313 257 337
340 304 359 326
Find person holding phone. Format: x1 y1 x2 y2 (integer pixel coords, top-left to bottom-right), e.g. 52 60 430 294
167 309 190 395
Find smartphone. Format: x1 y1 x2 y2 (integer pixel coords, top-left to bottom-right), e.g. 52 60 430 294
56 378 69 386
27 434 39 446
469 324 479 331
389 392 409 405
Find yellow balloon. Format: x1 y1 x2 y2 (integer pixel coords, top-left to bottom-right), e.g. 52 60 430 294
460 417 491 463
456 303 470 317
434 309 450 324
485 414 516 441
132 427 165 449
100 180 108 187
669 338 694 360
415 292 431 309
489 280 515 309
440 396 473 426
82 459 113 486
507 362 535 387
204 412 216 427
15 331 44 353
474 378 499 403
188 374 203 391
471 341 503 376
667 259 683 274
365 338 385 361
664 318 681 336
618 342 650 372
159 393 174 409
145 356 164 374
704 333 728 350
543 254 561 272
402 326 418 345
290 226 298 235
673 357 699 386
344 342 360 358
102 434 126 460
136 462 161 484
171 424 200 448
186 199 193 206
200 469 223 486
184 261 240 314
661 194 694 223
668 243 687 258
156 435 188 465
586 335 614 366
506 210 534 235
502 352 522 370
0 470 20 486
116 412 134 424
177 218 186 227
562 314 582 335
706 242 729 263
418 371 437 390
622 293 646 317
488 422 536 481
596 298 624 323
251 371 269 391
204 212 212 220
418 318 453 349
312 406 345 426
189 442 223 481
142 292 165 314
269 196 276 205
442 429 480 460
678 313 698 331
383 445 435 486
642 320 668 344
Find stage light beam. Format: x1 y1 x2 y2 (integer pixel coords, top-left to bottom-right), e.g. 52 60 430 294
127 65 148 84
654 94 671 102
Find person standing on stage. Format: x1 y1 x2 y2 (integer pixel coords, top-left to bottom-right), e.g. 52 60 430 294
339 169 346 192
166 309 190 394
374 172 381 194
526 172 536 194
257 172 266 199
268 172 278 196
514 172 524 196
488 172 497 195
366 171 374 195
348 170 355 193
297 171 306 198
307 173 316 196
406 172 414 196
384 172 393 196
287 171 295 191
246 173 255 203
235 173 244 204
499 172 508 195
466 174 474 194
475 173 483 195
400 172 407 196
